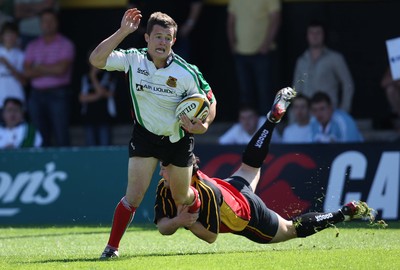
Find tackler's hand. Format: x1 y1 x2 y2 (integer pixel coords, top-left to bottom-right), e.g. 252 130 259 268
177 205 199 228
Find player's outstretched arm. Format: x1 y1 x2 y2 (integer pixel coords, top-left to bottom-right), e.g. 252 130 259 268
89 8 142 69
156 207 199 236
189 222 218 244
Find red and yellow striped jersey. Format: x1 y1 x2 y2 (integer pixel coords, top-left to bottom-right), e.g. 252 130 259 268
154 170 251 233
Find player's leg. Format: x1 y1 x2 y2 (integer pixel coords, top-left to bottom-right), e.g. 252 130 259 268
101 156 158 259
232 87 297 191
270 201 374 243
166 134 200 213
167 164 200 213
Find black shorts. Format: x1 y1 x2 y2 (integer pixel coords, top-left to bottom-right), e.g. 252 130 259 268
225 176 279 244
129 123 194 167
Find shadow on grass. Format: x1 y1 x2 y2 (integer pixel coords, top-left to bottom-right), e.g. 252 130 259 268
0 224 156 240
0 230 111 240
23 250 258 264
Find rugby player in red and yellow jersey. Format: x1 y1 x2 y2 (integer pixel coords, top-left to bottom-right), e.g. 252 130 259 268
155 87 373 244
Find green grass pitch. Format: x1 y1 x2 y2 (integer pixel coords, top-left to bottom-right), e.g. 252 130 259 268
0 222 399 270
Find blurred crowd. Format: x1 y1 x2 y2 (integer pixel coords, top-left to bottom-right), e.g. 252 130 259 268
0 0 399 149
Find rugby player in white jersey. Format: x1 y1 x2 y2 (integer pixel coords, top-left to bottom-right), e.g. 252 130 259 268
89 8 217 259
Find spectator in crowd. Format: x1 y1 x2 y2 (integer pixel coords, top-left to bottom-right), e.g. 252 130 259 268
0 97 42 148
14 0 57 49
79 51 117 146
381 67 400 126
24 9 75 147
0 0 14 31
227 0 281 115
219 104 281 145
293 20 354 113
309 92 363 143
282 93 312 143
0 22 26 121
128 0 203 61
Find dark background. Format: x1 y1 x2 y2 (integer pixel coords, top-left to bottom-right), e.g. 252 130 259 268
58 0 400 126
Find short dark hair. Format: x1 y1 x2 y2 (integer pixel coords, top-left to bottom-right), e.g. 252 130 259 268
310 91 332 105
146 12 177 38
40 8 58 19
307 19 326 32
293 93 310 107
3 97 24 109
239 104 258 114
192 155 200 174
1 21 19 36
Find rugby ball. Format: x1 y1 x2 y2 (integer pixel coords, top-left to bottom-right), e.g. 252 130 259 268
175 93 210 122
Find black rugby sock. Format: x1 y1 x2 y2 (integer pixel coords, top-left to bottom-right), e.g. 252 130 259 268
293 211 345 238
242 119 276 168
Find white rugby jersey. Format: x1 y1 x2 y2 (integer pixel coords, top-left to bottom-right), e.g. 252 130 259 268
104 48 214 142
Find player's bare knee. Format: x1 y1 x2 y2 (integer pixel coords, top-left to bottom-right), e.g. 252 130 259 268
172 193 187 205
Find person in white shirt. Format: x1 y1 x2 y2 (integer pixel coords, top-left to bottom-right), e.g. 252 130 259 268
309 92 363 143
0 22 26 119
219 105 281 145
0 97 42 148
282 94 312 143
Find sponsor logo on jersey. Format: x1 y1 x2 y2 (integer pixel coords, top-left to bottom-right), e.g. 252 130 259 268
136 84 144 91
136 81 176 95
166 76 177 87
137 67 149 76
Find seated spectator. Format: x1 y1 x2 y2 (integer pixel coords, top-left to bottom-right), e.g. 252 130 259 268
282 93 312 143
309 92 363 143
381 67 400 124
0 97 42 148
219 105 281 145
79 53 116 146
0 21 26 121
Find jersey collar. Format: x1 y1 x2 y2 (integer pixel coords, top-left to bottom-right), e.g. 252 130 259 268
146 51 175 68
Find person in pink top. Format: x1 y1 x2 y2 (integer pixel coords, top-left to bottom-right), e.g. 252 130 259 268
24 8 75 146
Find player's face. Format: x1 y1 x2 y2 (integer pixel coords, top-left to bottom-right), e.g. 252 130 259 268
311 101 333 126
145 25 176 64
159 163 170 187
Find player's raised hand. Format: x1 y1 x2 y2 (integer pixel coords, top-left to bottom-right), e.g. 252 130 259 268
120 8 142 34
